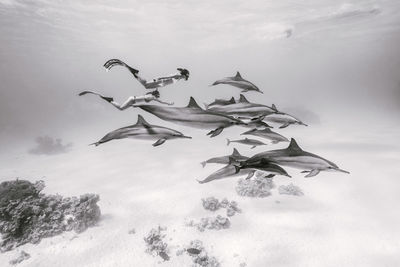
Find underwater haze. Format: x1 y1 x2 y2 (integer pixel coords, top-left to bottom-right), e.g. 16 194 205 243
1 0 400 266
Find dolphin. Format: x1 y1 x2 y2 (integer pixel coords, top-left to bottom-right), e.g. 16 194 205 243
263 105 307 128
138 97 246 137
197 163 253 184
207 94 276 118
241 138 350 177
211 71 263 94
233 158 292 179
241 128 289 144
227 138 267 149
90 115 192 147
200 148 248 168
204 97 235 109
240 116 273 129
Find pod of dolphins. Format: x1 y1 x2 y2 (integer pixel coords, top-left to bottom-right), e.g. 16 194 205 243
81 59 349 182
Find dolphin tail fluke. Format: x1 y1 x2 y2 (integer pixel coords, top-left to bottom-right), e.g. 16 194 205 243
207 127 224 137
226 138 231 146
200 161 207 168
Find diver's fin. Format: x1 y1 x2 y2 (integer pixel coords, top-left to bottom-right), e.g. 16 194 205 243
235 71 242 78
187 97 202 109
207 127 224 137
272 104 278 112
152 138 166 147
238 94 250 103
279 123 290 129
288 138 303 152
265 174 275 178
245 170 255 180
305 169 320 178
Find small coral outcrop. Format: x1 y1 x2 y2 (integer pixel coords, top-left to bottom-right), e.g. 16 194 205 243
235 176 275 197
0 179 101 252
278 183 304 196
176 239 220 267
201 197 241 217
144 226 170 261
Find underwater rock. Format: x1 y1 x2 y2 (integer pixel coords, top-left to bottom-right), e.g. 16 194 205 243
9 250 30 265
0 179 101 252
278 183 304 196
144 226 170 261
235 176 275 198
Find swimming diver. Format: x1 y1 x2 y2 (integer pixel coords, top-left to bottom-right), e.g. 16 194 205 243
103 59 190 91
78 90 174 110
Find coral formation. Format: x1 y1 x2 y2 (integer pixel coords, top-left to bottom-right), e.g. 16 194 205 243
28 136 72 155
177 240 220 267
0 179 101 252
9 250 30 265
186 215 230 232
235 176 275 197
201 197 241 217
144 226 170 261
278 183 304 196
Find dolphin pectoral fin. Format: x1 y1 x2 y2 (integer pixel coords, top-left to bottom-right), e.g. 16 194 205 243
207 127 224 137
152 138 166 147
301 170 310 173
279 123 290 129
251 145 256 149
245 170 255 180
264 174 275 178
305 169 320 178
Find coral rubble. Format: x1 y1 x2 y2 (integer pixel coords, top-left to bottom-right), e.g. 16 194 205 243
144 226 170 261
278 183 304 196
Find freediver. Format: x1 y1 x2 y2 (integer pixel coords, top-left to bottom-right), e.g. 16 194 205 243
103 59 190 93
78 90 174 110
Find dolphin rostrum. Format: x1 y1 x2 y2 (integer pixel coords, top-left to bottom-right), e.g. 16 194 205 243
90 115 192 147
207 94 276 119
233 158 292 179
200 148 248 168
138 97 246 137
241 128 289 144
227 138 267 149
211 71 263 94
263 105 307 128
241 138 350 177
204 97 235 109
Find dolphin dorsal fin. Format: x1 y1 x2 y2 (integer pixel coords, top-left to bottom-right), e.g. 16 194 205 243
231 148 241 157
288 138 302 151
238 94 250 103
229 97 235 104
235 71 242 78
136 114 150 126
187 97 202 109
272 104 278 111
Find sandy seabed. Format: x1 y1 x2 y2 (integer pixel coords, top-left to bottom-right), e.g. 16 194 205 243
0 121 399 267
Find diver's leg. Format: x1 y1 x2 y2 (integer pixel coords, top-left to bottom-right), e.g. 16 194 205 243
108 96 136 111
154 98 174 106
